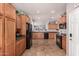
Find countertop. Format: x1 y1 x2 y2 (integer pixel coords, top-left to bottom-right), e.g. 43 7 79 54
16 35 26 41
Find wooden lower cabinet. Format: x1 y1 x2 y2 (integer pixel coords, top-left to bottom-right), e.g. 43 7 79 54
5 17 16 56
32 32 44 39
62 36 66 51
16 38 26 56
5 43 15 56
49 32 56 40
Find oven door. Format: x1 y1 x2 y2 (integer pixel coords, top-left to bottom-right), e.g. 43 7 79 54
56 34 62 49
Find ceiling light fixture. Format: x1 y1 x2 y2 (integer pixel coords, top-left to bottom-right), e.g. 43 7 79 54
51 16 54 19
36 10 40 14
38 17 40 19
51 10 55 14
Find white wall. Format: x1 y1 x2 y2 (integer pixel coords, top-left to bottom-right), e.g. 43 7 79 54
66 3 79 56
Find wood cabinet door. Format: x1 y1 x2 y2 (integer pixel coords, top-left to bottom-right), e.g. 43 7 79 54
26 16 30 23
0 16 5 56
5 4 16 20
20 39 26 54
62 36 66 51
20 15 26 35
62 16 66 23
48 24 57 30
16 39 26 56
37 33 44 39
16 41 21 56
49 33 54 39
16 16 21 29
32 33 37 39
5 17 16 56
59 16 66 24
0 4 4 16
49 33 56 41
32 32 44 39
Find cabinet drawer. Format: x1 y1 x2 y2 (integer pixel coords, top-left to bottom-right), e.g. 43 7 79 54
5 4 16 20
0 4 4 16
16 39 26 56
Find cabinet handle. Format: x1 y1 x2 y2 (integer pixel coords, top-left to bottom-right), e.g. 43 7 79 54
70 39 72 40
70 33 72 37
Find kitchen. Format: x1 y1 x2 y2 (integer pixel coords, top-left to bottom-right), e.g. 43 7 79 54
0 3 66 56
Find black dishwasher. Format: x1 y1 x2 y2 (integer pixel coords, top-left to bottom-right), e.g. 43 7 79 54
44 32 48 39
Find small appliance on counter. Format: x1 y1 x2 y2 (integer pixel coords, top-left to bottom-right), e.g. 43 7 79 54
26 23 32 49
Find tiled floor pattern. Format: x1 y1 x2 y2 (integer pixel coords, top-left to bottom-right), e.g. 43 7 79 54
22 39 66 56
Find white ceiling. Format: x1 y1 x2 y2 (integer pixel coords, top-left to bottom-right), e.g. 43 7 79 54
13 3 66 24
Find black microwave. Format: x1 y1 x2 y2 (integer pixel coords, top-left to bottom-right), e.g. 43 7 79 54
59 23 66 29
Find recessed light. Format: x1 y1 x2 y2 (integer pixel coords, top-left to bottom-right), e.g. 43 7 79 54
51 16 54 19
38 17 40 19
36 10 40 14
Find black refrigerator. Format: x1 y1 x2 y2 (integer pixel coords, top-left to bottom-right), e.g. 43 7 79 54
26 23 32 49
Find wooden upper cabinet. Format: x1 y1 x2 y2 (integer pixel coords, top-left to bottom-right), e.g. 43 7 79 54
20 15 26 35
5 17 16 56
58 16 66 24
48 24 57 30
16 15 21 29
0 16 4 56
0 4 4 16
4 4 16 20
26 16 30 23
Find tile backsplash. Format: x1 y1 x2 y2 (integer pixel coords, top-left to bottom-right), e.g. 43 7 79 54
32 24 47 31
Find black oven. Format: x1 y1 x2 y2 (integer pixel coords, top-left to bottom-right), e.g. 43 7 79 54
56 33 62 49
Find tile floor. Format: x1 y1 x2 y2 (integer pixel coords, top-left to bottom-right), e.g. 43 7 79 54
22 39 66 56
